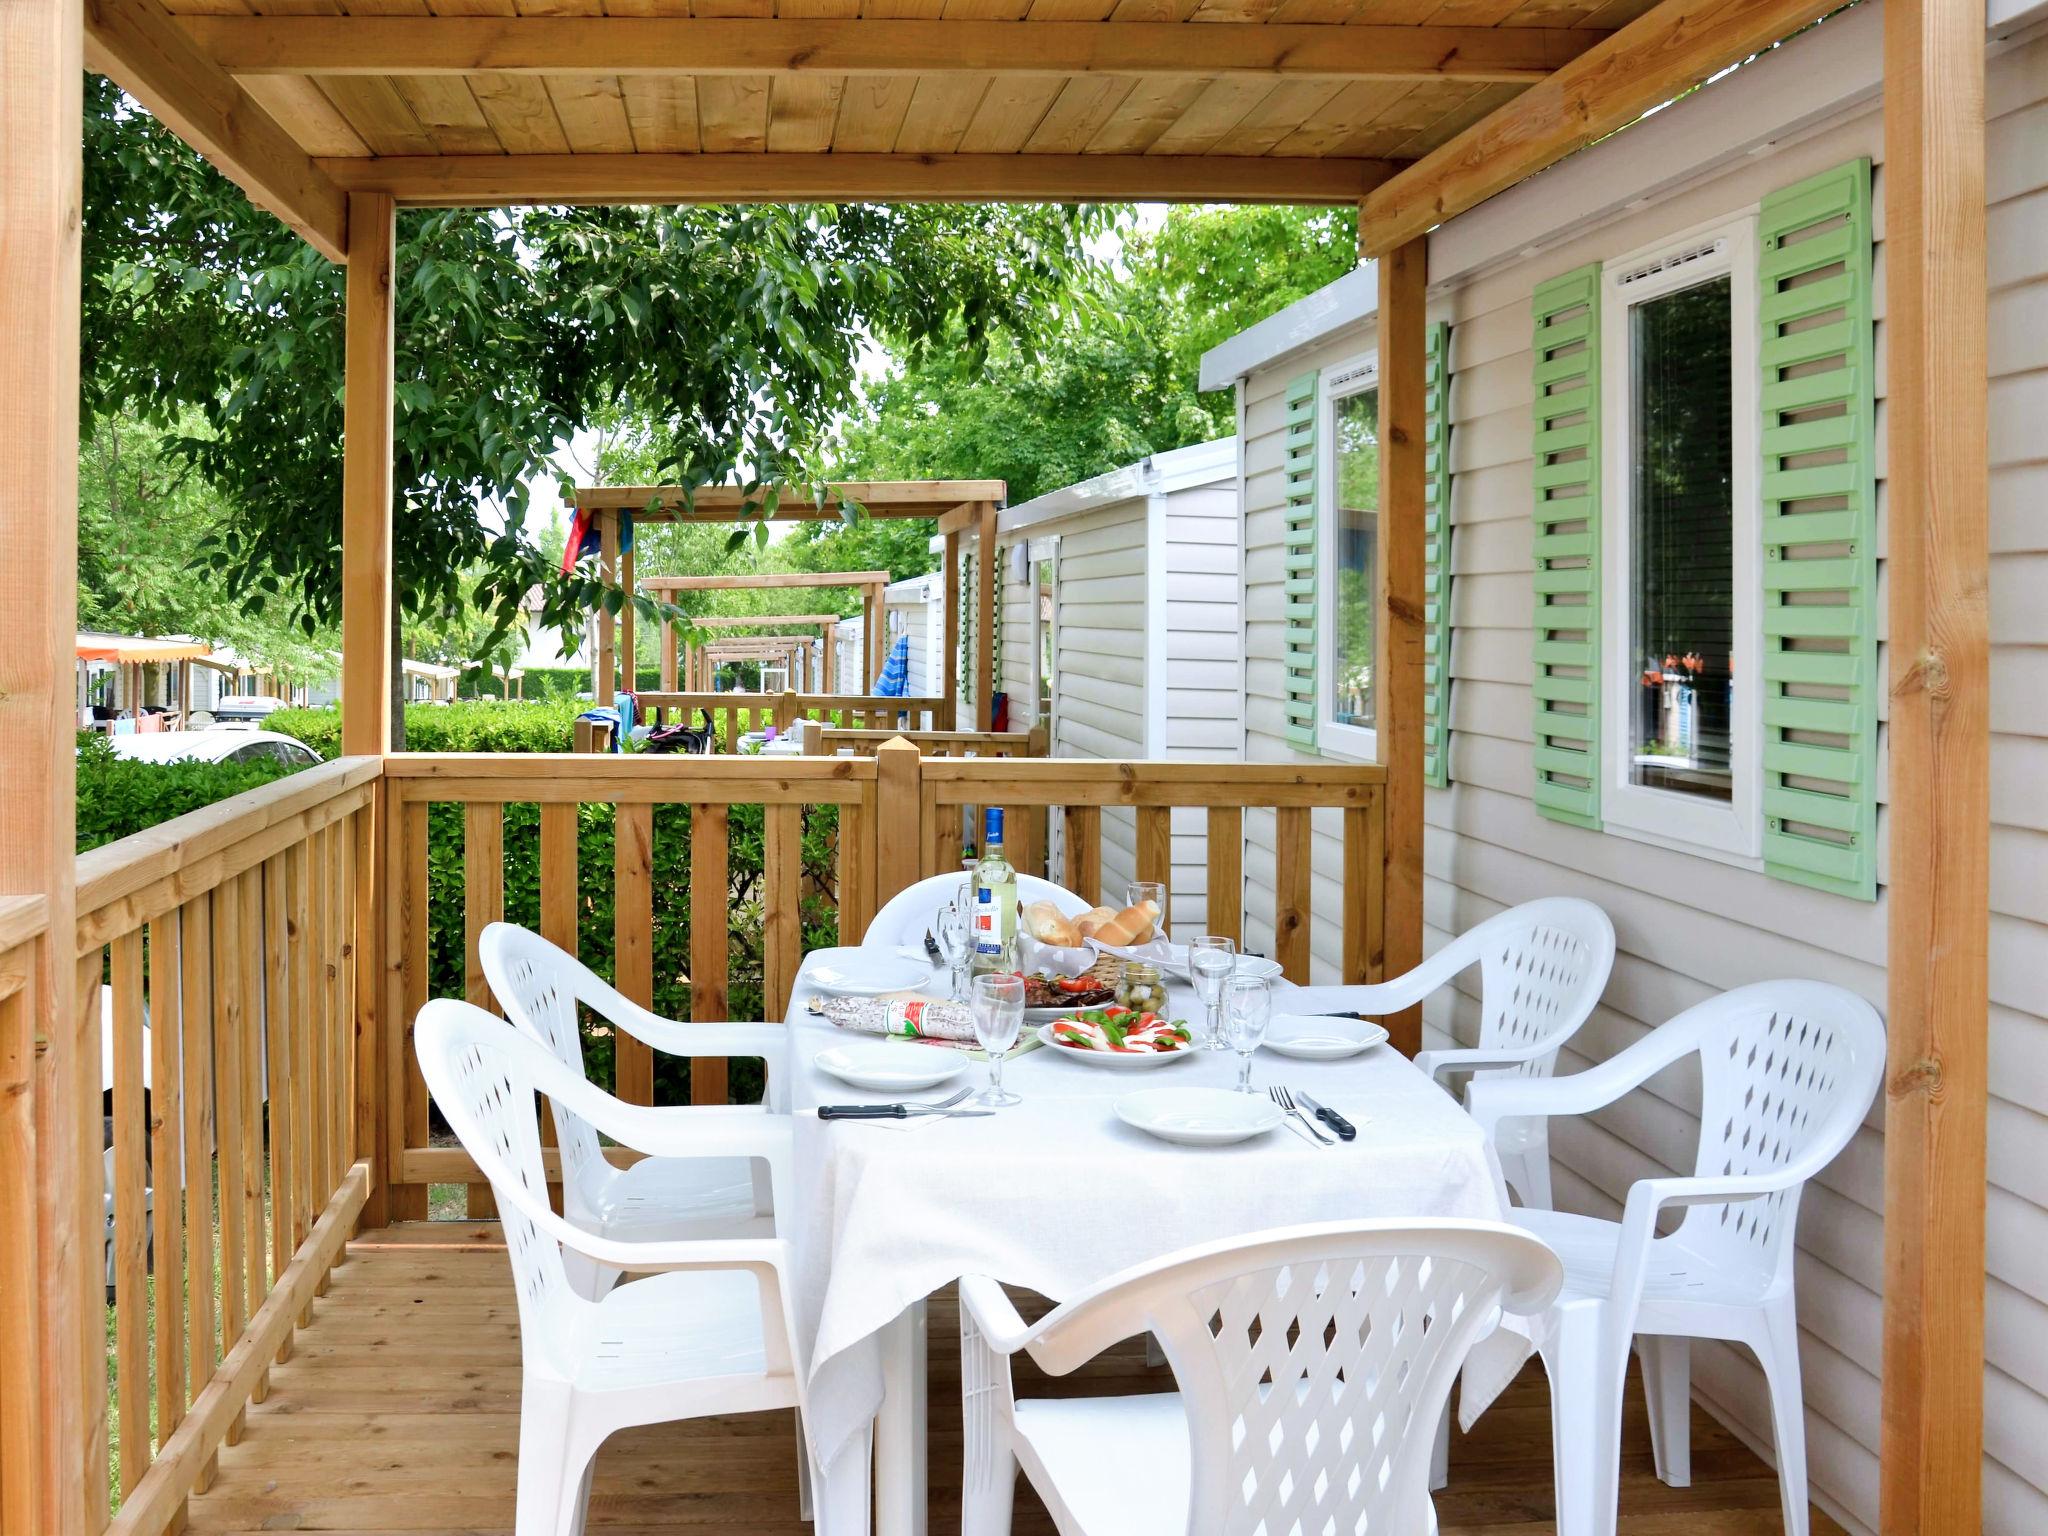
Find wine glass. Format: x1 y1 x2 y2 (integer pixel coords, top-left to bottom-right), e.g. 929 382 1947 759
1125 881 1167 941
1222 974 1272 1093
1188 934 1237 1050
934 899 971 1003
969 973 1025 1106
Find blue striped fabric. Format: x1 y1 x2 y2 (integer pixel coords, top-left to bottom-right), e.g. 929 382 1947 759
873 633 910 697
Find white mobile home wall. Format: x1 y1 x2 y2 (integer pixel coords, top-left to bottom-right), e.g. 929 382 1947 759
1219 9 2048 1534
884 574 940 698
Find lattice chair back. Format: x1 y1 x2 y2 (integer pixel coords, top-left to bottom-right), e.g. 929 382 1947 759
1024 1220 1561 1536
1678 980 1884 1280
1465 897 1614 1077
480 922 620 1220
414 999 588 1375
864 872 1090 949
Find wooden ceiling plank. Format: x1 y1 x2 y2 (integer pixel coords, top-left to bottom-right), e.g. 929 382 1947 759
1357 0 1847 256
541 71 637 149
1083 73 1209 153
953 74 1066 152
184 15 1612 79
893 72 996 152
1200 76 1344 155
241 75 376 154
315 147 1399 200
392 73 505 150
763 73 841 150
829 75 918 148
473 70 574 151
1138 74 1272 153
319 74 441 153
696 73 772 149
1383 75 1515 157
1022 73 1137 152
1264 77 1400 156
84 0 348 258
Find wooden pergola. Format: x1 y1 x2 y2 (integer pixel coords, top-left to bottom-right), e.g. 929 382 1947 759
631 567 894 700
674 614 842 693
2 1 1991 1532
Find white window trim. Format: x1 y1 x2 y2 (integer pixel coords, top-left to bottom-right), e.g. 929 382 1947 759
1317 350 1380 763
1598 212 1764 864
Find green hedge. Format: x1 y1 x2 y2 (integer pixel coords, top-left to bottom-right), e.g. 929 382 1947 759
76 733 308 853
270 699 586 758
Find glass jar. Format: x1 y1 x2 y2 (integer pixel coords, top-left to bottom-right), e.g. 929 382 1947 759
1116 961 1167 1015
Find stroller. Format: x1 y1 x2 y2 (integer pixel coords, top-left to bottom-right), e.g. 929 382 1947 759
644 709 718 755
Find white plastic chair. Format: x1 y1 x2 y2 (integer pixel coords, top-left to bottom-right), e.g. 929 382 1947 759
480 921 789 1299
957 1218 1563 1536
1466 980 1884 1536
415 1000 825 1536
1330 897 1615 1209
862 872 1090 951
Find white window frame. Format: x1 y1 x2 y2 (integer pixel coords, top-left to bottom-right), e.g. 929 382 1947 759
1317 350 1381 763
1598 213 1764 864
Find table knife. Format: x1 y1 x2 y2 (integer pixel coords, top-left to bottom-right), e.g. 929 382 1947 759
1294 1091 1356 1142
817 1102 994 1120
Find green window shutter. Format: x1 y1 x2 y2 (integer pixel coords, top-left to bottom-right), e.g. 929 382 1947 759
1757 158 1878 900
1282 369 1320 753
1423 320 1453 789
1530 264 1602 829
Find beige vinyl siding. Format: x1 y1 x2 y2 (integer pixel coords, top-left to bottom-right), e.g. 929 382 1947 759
1000 545 1037 725
1231 34 2048 1535
1163 482 1244 935
1052 504 1150 906
885 590 932 697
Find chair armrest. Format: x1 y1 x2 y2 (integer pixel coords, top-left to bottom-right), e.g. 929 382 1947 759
1465 1024 1695 1144
958 1275 1035 1355
1412 1043 1555 1087
573 1231 793 1277
613 1013 787 1063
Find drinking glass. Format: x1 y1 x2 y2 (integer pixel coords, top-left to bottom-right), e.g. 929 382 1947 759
969 973 1025 1107
934 899 971 1003
1222 975 1273 1093
1125 881 1167 939
1188 934 1237 1050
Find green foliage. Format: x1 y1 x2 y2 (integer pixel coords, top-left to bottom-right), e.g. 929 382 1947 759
82 78 1096 653
269 699 587 758
75 733 307 853
838 205 1359 503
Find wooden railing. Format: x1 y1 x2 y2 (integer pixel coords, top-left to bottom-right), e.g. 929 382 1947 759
799 721 1047 759
377 745 1386 1198
71 759 378 1536
632 690 951 747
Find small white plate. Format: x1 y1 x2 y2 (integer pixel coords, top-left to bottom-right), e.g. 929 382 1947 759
1114 1087 1286 1145
1232 955 1285 983
1262 1013 1390 1060
1035 1022 1197 1069
806 950 934 996
813 1042 968 1093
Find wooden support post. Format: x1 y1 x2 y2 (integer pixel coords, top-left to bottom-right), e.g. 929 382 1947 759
874 738 923 911
619 536 637 691
1376 234 1428 1056
974 503 997 730
594 509 619 703
1880 2 1988 1532
823 619 838 691
1 0 85 1520
341 192 395 758
943 529 961 732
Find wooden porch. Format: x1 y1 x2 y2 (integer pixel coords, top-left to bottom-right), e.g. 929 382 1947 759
184 1224 1848 1536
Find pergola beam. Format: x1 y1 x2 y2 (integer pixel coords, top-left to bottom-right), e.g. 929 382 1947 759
580 482 1005 517
84 0 347 261
1356 0 1846 258
186 17 1606 82
318 153 1399 209
643 572 890 593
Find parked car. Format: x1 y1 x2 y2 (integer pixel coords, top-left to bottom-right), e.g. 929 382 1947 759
208 693 289 723
102 729 321 768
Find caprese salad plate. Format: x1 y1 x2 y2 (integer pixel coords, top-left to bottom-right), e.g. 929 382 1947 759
1037 1007 1196 1068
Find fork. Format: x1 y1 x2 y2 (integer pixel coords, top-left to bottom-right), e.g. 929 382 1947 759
1270 1085 1334 1146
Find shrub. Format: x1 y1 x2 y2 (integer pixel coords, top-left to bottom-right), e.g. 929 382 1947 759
75 733 308 853
270 698 586 758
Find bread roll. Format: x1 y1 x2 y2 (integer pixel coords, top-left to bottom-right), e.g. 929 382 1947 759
1093 903 1156 947
1074 906 1120 939
1023 900 1081 948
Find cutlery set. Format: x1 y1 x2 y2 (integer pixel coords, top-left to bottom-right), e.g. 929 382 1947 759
818 1088 993 1121
1270 1085 1358 1146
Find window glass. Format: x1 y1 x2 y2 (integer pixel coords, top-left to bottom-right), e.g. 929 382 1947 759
1332 387 1379 732
1628 275 1734 801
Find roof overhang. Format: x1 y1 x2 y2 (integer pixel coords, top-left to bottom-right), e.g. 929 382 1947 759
996 436 1237 537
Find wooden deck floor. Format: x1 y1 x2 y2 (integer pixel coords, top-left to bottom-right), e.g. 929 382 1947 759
184 1224 1845 1536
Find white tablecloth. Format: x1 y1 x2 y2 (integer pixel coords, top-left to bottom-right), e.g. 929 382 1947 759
782 957 1518 1468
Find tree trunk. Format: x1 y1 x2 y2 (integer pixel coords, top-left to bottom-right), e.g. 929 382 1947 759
389 604 406 750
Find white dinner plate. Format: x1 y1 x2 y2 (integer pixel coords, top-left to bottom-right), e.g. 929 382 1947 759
1035 1022 1198 1069
813 1041 969 1093
805 950 935 996
1261 1013 1390 1060
1114 1087 1285 1145
1232 955 1285 983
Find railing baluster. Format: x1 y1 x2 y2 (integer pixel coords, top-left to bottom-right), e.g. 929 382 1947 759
236 869 264 1402
210 882 247 1366
463 803 506 1212
1342 805 1372 988
1274 807 1312 984
262 855 294 1306
614 803 654 1106
393 799 429 1221
1206 806 1243 946
1137 805 1171 892
147 912 187 1460
179 895 216 1419
1065 805 1102 907
689 804 729 1104
764 804 801 1020
111 928 149 1495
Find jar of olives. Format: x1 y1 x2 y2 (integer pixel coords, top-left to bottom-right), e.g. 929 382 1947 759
1116 960 1167 1014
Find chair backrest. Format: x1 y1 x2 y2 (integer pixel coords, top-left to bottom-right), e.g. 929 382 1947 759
1023 1220 1561 1536
1676 980 1885 1277
477 923 613 1218
863 872 1090 949
1456 897 1615 1077
414 999 584 1367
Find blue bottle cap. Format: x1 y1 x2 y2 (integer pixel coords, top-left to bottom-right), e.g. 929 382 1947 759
984 807 1004 844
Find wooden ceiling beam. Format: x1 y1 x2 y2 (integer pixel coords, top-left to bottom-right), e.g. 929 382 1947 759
580 481 1006 515
185 17 1604 83
320 152 1398 208
642 572 891 592
1357 0 1848 258
85 0 347 261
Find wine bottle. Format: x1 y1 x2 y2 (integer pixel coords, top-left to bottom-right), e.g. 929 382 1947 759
968 808 1017 979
